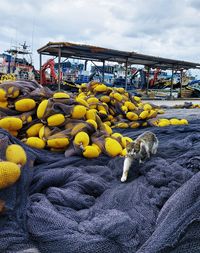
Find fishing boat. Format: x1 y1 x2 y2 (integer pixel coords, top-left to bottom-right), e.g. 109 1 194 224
0 42 36 82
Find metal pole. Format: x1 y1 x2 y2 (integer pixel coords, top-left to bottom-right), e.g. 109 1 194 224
102 60 105 82
84 60 88 71
39 53 42 84
170 66 174 99
58 48 61 91
91 61 102 77
125 59 128 91
146 66 150 96
180 69 183 98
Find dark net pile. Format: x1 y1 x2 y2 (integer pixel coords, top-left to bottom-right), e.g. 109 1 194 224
0 120 200 253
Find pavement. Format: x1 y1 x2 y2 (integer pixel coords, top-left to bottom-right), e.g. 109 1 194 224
143 100 200 121
158 108 200 121
144 99 200 106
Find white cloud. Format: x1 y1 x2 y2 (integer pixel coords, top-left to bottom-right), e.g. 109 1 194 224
0 0 199 75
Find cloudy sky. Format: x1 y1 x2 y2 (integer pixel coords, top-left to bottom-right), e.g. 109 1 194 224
0 0 200 72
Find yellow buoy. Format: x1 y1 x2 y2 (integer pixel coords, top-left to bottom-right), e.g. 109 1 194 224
26 137 46 149
113 93 123 102
129 122 140 128
83 145 100 158
37 99 49 119
92 143 102 153
121 136 133 148
103 123 112 135
6 144 27 166
124 101 136 110
74 132 90 147
39 126 51 140
111 133 123 138
180 119 188 125
47 114 65 127
0 161 21 189
120 148 127 156
105 137 122 157
169 118 181 125
158 118 170 127
86 119 98 130
0 117 23 131
53 92 70 99
0 101 8 108
143 103 152 111
126 112 138 121
133 96 141 102
115 122 129 128
75 97 89 107
94 84 107 92
47 137 69 148
15 98 36 112
0 88 7 101
71 105 87 119
100 96 110 103
139 111 149 119
86 109 97 121
26 123 43 137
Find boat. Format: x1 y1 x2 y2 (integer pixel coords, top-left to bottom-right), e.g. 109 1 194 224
0 42 37 82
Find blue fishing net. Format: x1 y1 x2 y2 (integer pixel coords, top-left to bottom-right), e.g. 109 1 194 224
0 121 200 253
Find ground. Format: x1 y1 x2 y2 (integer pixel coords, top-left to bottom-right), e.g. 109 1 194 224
144 100 200 120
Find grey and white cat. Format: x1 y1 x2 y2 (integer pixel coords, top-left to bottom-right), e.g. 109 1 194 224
121 131 158 182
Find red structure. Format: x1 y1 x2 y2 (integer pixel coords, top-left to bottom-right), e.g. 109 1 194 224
41 58 58 85
149 68 161 87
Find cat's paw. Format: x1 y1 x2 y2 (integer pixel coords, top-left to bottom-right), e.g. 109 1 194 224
121 176 127 182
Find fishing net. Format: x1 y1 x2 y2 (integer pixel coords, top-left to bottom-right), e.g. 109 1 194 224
0 120 200 253
0 80 190 158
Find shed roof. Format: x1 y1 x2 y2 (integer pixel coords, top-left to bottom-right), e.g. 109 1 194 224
38 42 200 70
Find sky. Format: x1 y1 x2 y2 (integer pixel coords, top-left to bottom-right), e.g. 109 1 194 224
0 0 200 76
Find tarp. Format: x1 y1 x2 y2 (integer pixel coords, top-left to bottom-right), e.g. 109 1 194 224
0 121 200 253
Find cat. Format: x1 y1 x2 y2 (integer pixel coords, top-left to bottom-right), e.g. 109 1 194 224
121 131 158 182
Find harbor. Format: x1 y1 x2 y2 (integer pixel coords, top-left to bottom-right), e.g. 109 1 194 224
0 41 200 100
0 1 200 253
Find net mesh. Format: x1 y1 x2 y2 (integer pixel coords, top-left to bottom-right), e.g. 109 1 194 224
0 120 200 252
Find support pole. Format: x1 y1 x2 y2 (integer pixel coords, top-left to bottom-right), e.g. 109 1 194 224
125 59 128 91
91 61 102 78
39 53 42 84
58 48 61 91
102 60 105 82
146 66 150 96
180 69 183 98
84 60 88 71
170 67 174 99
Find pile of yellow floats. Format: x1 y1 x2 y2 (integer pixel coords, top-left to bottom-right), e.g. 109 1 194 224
0 144 27 189
0 81 189 159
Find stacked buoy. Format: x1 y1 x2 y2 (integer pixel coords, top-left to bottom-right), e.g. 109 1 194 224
0 80 189 159
0 144 27 189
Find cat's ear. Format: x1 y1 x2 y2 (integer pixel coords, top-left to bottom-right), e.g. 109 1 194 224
126 140 130 146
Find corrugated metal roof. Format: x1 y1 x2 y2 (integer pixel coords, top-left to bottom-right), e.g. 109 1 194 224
37 42 200 70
